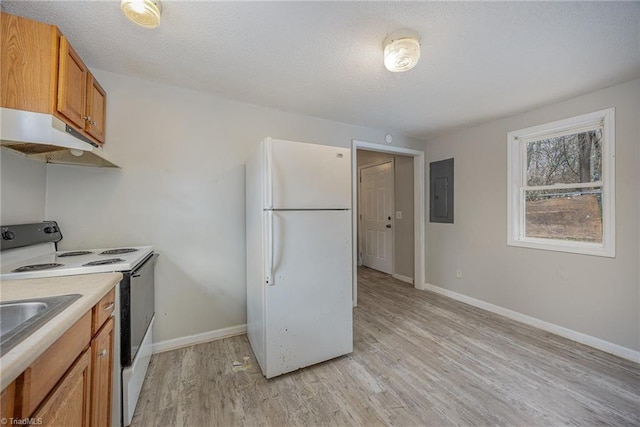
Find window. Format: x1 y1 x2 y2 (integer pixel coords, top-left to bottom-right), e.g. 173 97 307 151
507 108 615 257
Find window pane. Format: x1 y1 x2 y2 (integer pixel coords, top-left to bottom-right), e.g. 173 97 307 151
525 189 602 243
526 129 602 186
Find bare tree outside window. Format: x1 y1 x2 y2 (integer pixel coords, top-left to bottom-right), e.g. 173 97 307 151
524 129 603 242
526 130 602 187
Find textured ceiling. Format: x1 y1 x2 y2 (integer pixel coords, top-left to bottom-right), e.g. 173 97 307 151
2 1 639 140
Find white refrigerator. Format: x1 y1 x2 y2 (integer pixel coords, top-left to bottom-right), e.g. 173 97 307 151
246 137 353 378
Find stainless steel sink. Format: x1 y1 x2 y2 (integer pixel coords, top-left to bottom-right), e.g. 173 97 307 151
1 302 49 336
0 294 82 355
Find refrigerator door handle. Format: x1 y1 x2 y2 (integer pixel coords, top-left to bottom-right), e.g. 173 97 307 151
265 210 274 285
266 138 273 209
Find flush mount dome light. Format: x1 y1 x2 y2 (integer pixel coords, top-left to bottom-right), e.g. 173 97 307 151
121 0 162 29
383 33 420 73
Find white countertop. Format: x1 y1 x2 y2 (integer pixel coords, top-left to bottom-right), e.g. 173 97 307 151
0 272 122 389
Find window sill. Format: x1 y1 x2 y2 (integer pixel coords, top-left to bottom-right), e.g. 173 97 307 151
507 237 615 258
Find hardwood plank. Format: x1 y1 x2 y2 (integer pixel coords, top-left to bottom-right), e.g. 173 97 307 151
131 267 640 426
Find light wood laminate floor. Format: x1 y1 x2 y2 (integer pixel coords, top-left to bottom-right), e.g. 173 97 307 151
131 267 640 426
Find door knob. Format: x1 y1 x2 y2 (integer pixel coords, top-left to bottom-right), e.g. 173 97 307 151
386 224 392 228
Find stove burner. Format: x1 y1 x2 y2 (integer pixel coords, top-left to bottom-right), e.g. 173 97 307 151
58 251 94 258
100 248 138 255
83 258 125 266
12 263 64 272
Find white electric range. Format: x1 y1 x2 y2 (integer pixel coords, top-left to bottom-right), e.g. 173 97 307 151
0 244 153 280
0 221 157 427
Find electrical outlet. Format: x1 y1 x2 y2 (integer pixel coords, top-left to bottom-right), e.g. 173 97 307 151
395 211 403 219
456 268 463 279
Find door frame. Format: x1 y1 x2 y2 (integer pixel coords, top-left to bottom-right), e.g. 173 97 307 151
357 159 395 274
351 140 426 306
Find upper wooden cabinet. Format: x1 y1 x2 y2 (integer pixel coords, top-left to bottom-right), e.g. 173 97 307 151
86 74 107 143
0 12 58 114
57 36 88 130
57 36 107 144
1 12 107 146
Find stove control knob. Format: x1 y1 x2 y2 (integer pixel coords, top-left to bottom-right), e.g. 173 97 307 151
2 230 15 240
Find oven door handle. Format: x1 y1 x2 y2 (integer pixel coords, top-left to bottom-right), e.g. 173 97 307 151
131 253 159 277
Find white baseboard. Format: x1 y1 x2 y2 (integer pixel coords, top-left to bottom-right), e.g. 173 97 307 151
423 283 640 363
152 324 247 354
392 273 414 284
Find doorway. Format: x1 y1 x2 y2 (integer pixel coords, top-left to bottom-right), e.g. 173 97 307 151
351 140 426 306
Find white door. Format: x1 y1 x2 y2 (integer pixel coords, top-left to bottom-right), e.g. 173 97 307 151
266 138 351 209
360 162 394 274
265 210 353 378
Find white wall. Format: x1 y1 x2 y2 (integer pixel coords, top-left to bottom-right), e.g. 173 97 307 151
44 69 425 343
0 150 47 224
425 79 640 352
394 155 415 278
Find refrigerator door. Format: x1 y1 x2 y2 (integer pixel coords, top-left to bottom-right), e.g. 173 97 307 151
264 209 353 378
246 147 267 372
265 138 351 209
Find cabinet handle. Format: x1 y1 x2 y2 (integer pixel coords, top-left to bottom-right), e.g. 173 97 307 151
90 120 96 126
104 302 115 311
99 349 107 357
83 115 92 121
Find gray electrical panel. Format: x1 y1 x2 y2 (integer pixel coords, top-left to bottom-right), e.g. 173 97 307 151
430 158 454 223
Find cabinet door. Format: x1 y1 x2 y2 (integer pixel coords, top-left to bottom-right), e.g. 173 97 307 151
90 317 114 427
86 73 106 144
0 13 58 114
1 380 16 420
57 35 87 129
33 349 91 427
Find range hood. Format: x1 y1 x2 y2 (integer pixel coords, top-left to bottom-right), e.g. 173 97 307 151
0 108 119 168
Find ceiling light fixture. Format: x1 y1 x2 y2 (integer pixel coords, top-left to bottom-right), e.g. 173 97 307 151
383 31 421 73
121 0 162 29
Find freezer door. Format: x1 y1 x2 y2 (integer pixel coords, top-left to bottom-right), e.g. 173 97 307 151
266 138 351 209
264 210 353 378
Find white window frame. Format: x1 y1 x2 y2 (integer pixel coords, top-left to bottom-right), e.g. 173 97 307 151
507 108 615 257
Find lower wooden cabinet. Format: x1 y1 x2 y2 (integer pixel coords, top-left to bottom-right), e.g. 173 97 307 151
90 317 114 427
16 312 91 417
0 381 16 420
1 287 115 426
32 349 91 427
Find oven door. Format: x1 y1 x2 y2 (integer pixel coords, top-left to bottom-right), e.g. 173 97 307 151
128 253 158 363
